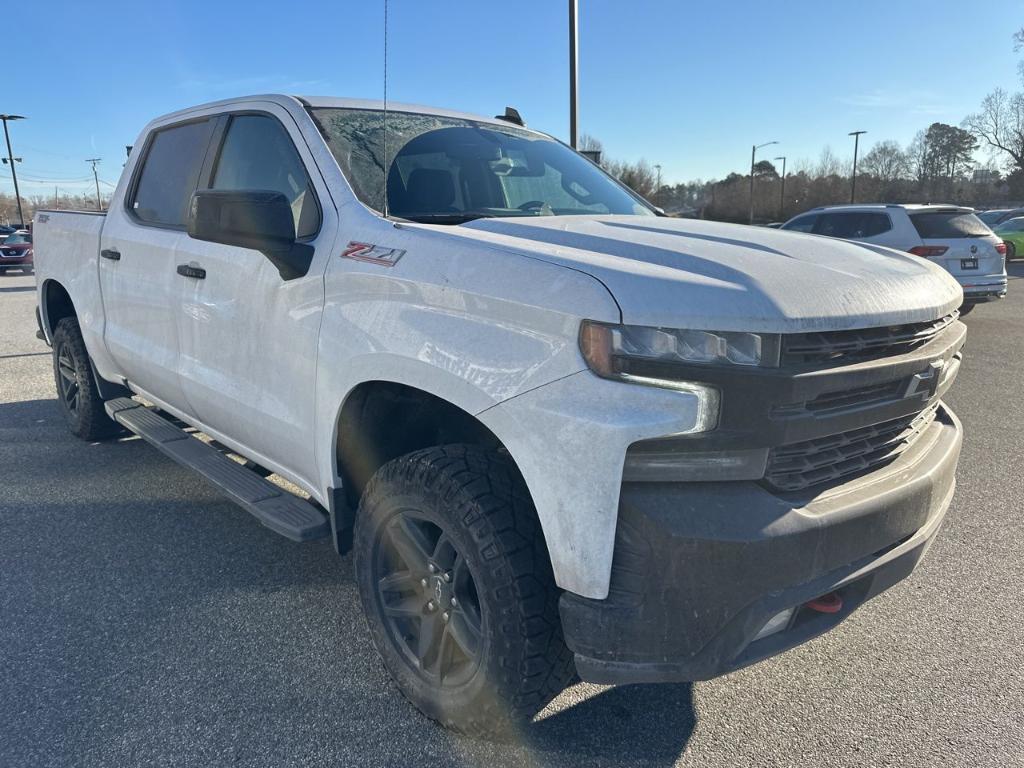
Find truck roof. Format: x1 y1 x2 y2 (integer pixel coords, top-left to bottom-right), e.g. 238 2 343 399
149 93 524 132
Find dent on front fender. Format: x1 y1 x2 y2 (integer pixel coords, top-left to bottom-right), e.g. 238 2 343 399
477 371 708 600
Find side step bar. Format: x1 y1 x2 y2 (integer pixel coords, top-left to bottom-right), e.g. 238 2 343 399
105 398 330 542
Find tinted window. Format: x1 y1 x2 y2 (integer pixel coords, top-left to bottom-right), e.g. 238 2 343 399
131 120 214 227
812 211 892 239
3 232 31 245
210 114 320 239
782 214 818 232
910 211 990 239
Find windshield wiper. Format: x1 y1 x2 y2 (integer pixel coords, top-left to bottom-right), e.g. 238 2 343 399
397 212 496 225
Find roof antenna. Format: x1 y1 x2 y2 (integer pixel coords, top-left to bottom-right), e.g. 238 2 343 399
381 0 390 220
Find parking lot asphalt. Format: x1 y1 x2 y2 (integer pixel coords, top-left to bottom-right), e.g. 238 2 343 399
1 266 1023 768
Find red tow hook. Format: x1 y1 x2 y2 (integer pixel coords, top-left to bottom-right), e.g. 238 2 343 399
804 591 843 614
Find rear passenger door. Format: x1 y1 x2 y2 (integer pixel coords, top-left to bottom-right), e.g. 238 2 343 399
173 107 336 490
99 117 216 412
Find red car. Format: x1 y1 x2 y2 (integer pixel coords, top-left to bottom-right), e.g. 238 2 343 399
0 230 33 274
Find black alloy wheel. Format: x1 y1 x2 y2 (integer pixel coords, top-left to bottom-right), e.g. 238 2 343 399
372 509 484 687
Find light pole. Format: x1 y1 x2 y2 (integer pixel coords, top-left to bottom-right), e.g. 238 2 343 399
568 0 578 149
0 114 26 227
849 130 867 203
774 155 787 220
654 163 662 192
86 158 102 211
749 140 778 224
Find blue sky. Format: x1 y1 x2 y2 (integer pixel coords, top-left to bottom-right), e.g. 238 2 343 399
5 0 1023 198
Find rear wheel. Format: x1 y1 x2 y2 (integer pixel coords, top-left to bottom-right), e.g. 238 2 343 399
51 317 120 440
353 445 574 738
0 267 7 275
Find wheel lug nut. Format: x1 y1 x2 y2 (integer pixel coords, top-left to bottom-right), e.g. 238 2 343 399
443 572 451 583
450 597 457 607
428 564 437 574
426 601 436 612
420 578 428 588
442 612 450 622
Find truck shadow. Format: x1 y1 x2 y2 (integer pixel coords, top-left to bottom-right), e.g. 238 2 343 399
0 396 697 767
522 682 696 764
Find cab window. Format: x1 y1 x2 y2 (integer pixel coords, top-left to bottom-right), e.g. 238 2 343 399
130 119 215 228
209 114 321 239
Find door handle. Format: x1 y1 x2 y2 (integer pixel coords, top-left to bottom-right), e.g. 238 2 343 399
176 263 206 280
100 248 121 261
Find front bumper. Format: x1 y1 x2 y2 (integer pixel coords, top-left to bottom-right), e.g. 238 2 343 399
561 402 961 685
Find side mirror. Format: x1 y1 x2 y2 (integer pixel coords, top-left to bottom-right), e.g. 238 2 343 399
187 189 313 280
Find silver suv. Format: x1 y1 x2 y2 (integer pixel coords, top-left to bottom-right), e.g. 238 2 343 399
781 204 1007 313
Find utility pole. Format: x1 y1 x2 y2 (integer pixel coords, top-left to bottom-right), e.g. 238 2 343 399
749 140 778 224
774 156 787 220
654 164 662 192
86 158 102 211
568 0 578 149
849 130 867 203
0 114 27 227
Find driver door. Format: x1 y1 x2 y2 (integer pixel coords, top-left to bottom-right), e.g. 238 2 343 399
174 106 336 490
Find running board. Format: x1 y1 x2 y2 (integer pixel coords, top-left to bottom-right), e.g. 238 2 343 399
104 398 330 542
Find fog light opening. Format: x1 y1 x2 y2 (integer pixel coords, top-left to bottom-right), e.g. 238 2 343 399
752 607 795 642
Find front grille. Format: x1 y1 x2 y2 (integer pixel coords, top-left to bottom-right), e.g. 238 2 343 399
772 379 906 417
781 312 957 366
765 404 939 492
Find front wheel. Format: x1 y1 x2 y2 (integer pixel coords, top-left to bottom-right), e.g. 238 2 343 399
51 317 120 440
958 304 975 317
353 445 575 738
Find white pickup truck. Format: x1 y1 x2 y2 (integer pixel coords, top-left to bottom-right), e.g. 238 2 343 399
33 94 966 736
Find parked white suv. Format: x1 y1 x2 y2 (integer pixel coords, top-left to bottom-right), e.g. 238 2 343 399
781 204 1007 314
33 95 966 736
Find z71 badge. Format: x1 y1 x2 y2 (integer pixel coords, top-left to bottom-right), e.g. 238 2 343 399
341 241 405 267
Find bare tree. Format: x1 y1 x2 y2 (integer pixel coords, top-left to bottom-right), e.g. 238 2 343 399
859 140 910 185
963 88 1024 172
579 133 603 153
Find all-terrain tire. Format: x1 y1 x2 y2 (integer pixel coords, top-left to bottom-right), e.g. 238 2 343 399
51 317 120 440
353 444 575 738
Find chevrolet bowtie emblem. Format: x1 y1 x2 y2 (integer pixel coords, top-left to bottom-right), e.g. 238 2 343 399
904 359 946 399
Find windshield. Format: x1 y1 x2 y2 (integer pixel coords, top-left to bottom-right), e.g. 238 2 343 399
977 210 1007 226
2 232 30 245
995 216 1024 232
310 108 654 223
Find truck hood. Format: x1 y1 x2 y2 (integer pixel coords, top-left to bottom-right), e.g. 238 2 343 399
447 215 962 332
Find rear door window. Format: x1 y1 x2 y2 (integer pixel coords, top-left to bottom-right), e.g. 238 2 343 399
782 214 818 232
910 211 990 239
812 211 891 239
130 119 215 228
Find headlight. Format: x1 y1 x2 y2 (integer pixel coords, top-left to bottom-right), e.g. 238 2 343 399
579 320 779 378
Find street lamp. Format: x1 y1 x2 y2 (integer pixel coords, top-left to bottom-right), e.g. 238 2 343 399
0 114 26 227
774 156 787 220
749 140 778 224
849 130 867 203
569 0 578 148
